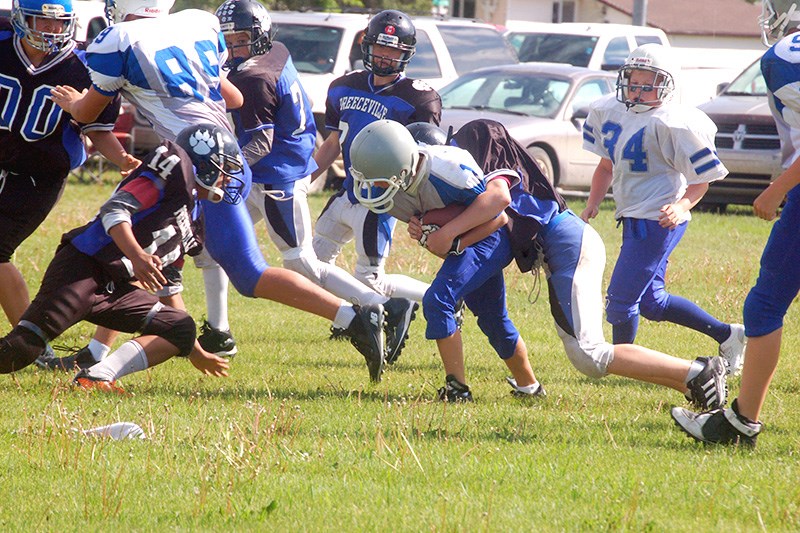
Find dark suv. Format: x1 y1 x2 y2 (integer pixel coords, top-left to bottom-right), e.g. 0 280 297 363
697 57 782 208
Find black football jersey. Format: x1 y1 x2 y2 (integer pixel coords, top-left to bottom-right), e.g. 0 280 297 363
66 140 202 283
0 20 119 180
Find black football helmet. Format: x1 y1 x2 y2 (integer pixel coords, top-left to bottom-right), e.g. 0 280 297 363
407 122 448 146
176 124 245 204
215 0 273 69
361 9 416 76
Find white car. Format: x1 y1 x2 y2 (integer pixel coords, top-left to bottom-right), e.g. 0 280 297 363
505 20 668 72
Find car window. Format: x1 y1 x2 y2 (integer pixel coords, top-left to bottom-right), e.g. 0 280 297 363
508 32 597 67
405 30 442 79
441 71 569 118
273 23 344 74
602 36 630 70
570 78 612 114
436 26 517 75
724 59 767 96
635 35 662 46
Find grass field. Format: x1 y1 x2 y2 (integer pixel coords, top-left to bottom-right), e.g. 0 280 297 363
2 178 799 531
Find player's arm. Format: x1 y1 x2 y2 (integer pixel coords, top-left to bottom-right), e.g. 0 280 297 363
51 85 113 124
240 129 274 167
311 130 341 181
221 77 243 109
754 154 800 220
581 157 613 222
659 182 709 229
107 222 167 291
85 130 141 176
423 177 512 257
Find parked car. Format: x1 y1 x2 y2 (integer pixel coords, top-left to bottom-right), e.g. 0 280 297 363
504 21 668 71
438 63 615 194
269 11 519 188
697 57 782 208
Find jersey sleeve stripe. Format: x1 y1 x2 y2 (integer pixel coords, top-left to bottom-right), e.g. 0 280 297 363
695 158 722 175
689 147 713 164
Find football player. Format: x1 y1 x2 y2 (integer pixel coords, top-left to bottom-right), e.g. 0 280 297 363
350 119 545 401
580 44 745 373
0 0 137 337
47 0 413 382
311 9 441 303
671 0 800 447
0 124 240 391
212 0 417 363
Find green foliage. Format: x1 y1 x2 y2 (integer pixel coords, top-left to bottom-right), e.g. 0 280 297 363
3 181 800 530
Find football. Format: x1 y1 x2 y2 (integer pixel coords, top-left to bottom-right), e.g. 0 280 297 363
421 203 467 227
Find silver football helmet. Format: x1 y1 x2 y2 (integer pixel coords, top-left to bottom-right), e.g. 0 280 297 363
616 43 679 113
349 119 427 214
760 0 800 45
104 0 173 24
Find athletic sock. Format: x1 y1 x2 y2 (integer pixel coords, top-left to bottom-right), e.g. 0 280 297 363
202 265 230 331
85 340 148 382
661 295 730 344
333 305 357 330
87 339 111 362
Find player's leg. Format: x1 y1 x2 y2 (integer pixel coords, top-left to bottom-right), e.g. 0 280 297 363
312 191 352 265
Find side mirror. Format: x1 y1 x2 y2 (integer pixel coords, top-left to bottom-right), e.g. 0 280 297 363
571 106 589 128
716 82 729 95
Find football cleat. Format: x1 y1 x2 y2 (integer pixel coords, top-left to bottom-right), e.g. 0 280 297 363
33 344 56 370
72 369 126 395
383 297 418 365
343 304 386 382
686 356 727 410
35 345 97 372
198 320 238 357
506 376 546 398
437 374 473 402
718 323 746 376
671 400 761 447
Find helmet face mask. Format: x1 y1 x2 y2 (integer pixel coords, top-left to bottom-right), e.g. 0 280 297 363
361 9 416 77
616 44 677 113
760 0 800 45
176 124 245 205
349 120 424 214
104 0 174 24
12 0 76 53
215 0 273 70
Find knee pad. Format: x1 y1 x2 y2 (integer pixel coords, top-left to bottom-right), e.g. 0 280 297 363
354 264 393 297
639 291 668 322
141 306 196 357
555 324 612 379
743 288 784 338
605 297 638 326
0 327 45 373
312 234 342 264
422 289 458 340
476 314 519 359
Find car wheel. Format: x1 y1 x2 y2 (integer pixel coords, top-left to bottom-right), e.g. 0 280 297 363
527 146 555 185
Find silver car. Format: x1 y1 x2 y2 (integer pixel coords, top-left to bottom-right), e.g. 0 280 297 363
697 57 782 208
438 63 615 194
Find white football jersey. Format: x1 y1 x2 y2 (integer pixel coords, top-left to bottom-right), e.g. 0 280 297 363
583 94 728 221
85 10 231 141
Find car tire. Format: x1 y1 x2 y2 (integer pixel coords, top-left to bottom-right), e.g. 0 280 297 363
528 146 555 185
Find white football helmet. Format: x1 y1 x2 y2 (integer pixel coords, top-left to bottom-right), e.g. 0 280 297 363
616 43 679 113
105 0 173 24
349 120 427 214
760 0 800 45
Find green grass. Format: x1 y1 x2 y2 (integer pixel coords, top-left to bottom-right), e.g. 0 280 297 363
2 178 800 531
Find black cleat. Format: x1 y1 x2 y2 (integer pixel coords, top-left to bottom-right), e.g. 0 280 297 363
686 356 727 410
198 320 237 357
505 376 546 398
437 374 473 402
383 298 418 365
343 304 386 382
671 400 761 447
35 345 97 371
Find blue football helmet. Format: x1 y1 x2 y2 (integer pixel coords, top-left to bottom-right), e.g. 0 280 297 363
11 0 76 53
176 124 245 205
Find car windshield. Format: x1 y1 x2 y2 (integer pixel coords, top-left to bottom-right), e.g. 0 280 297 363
440 71 571 118
436 26 519 75
723 59 767 96
273 23 343 74
507 32 598 67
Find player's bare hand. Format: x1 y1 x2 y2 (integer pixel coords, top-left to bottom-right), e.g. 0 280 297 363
408 215 423 241
658 202 686 229
580 205 598 223
189 344 230 377
753 184 784 220
50 85 86 113
423 227 453 257
119 154 141 177
131 252 166 291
